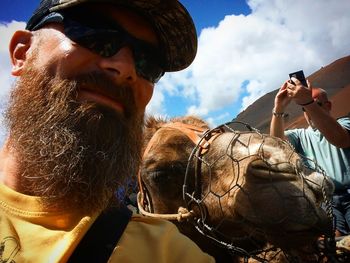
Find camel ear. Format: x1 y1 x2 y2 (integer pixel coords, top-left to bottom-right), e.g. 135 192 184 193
9 30 33 76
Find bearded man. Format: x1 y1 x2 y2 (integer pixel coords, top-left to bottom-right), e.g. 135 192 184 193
0 0 214 262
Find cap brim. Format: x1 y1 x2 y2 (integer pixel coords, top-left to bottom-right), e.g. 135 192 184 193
27 0 197 72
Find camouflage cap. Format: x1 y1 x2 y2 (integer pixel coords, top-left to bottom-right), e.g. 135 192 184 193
26 0 197 72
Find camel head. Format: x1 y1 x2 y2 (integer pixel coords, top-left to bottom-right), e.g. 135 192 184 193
139 116 334 258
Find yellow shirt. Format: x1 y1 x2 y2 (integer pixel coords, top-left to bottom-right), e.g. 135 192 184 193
0 183 214 262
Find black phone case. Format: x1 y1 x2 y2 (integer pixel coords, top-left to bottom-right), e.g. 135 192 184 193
289 70 308 87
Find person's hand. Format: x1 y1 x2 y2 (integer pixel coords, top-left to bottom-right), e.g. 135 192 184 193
274 80 292 112
286 77 313 105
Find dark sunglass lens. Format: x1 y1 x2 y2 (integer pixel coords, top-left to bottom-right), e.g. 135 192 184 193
64 19 124 57
136 59 164 83
135 57 163 82
70 33 118 57
302 107 305 112
88 32 124 57
64 17 164 82
133 45 164 82
139 66 164 83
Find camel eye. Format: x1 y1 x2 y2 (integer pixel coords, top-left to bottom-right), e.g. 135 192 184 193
147 162 186 175
144 162 186 186
147 166 184 179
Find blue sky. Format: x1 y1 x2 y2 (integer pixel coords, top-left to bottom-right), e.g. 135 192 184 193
1 0 350 128
0 0 251 28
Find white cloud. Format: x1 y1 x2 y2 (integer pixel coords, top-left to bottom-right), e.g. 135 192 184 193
0 21 25 145
0 21 25 97
149 0 350 122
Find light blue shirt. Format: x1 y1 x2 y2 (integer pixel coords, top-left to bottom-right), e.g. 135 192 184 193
285 117 350 191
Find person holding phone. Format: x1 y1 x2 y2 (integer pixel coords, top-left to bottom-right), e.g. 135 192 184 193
270 75 350 237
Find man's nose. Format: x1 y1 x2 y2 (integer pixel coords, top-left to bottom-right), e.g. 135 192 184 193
97 46 137 84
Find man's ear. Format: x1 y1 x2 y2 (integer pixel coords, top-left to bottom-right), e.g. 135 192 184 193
9 30 33 76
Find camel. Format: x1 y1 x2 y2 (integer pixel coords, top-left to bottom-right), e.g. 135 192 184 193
137 115 338 262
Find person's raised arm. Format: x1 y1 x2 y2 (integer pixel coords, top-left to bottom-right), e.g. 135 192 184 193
270 81 291 140
287 78 350 148
302 99 350 148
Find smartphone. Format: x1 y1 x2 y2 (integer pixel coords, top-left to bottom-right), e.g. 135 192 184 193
289 70 308 87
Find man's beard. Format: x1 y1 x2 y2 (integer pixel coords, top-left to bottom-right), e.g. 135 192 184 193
5 64 143 214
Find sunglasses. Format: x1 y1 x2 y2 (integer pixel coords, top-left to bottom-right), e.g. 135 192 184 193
302 101 323 112
59 12 164 83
